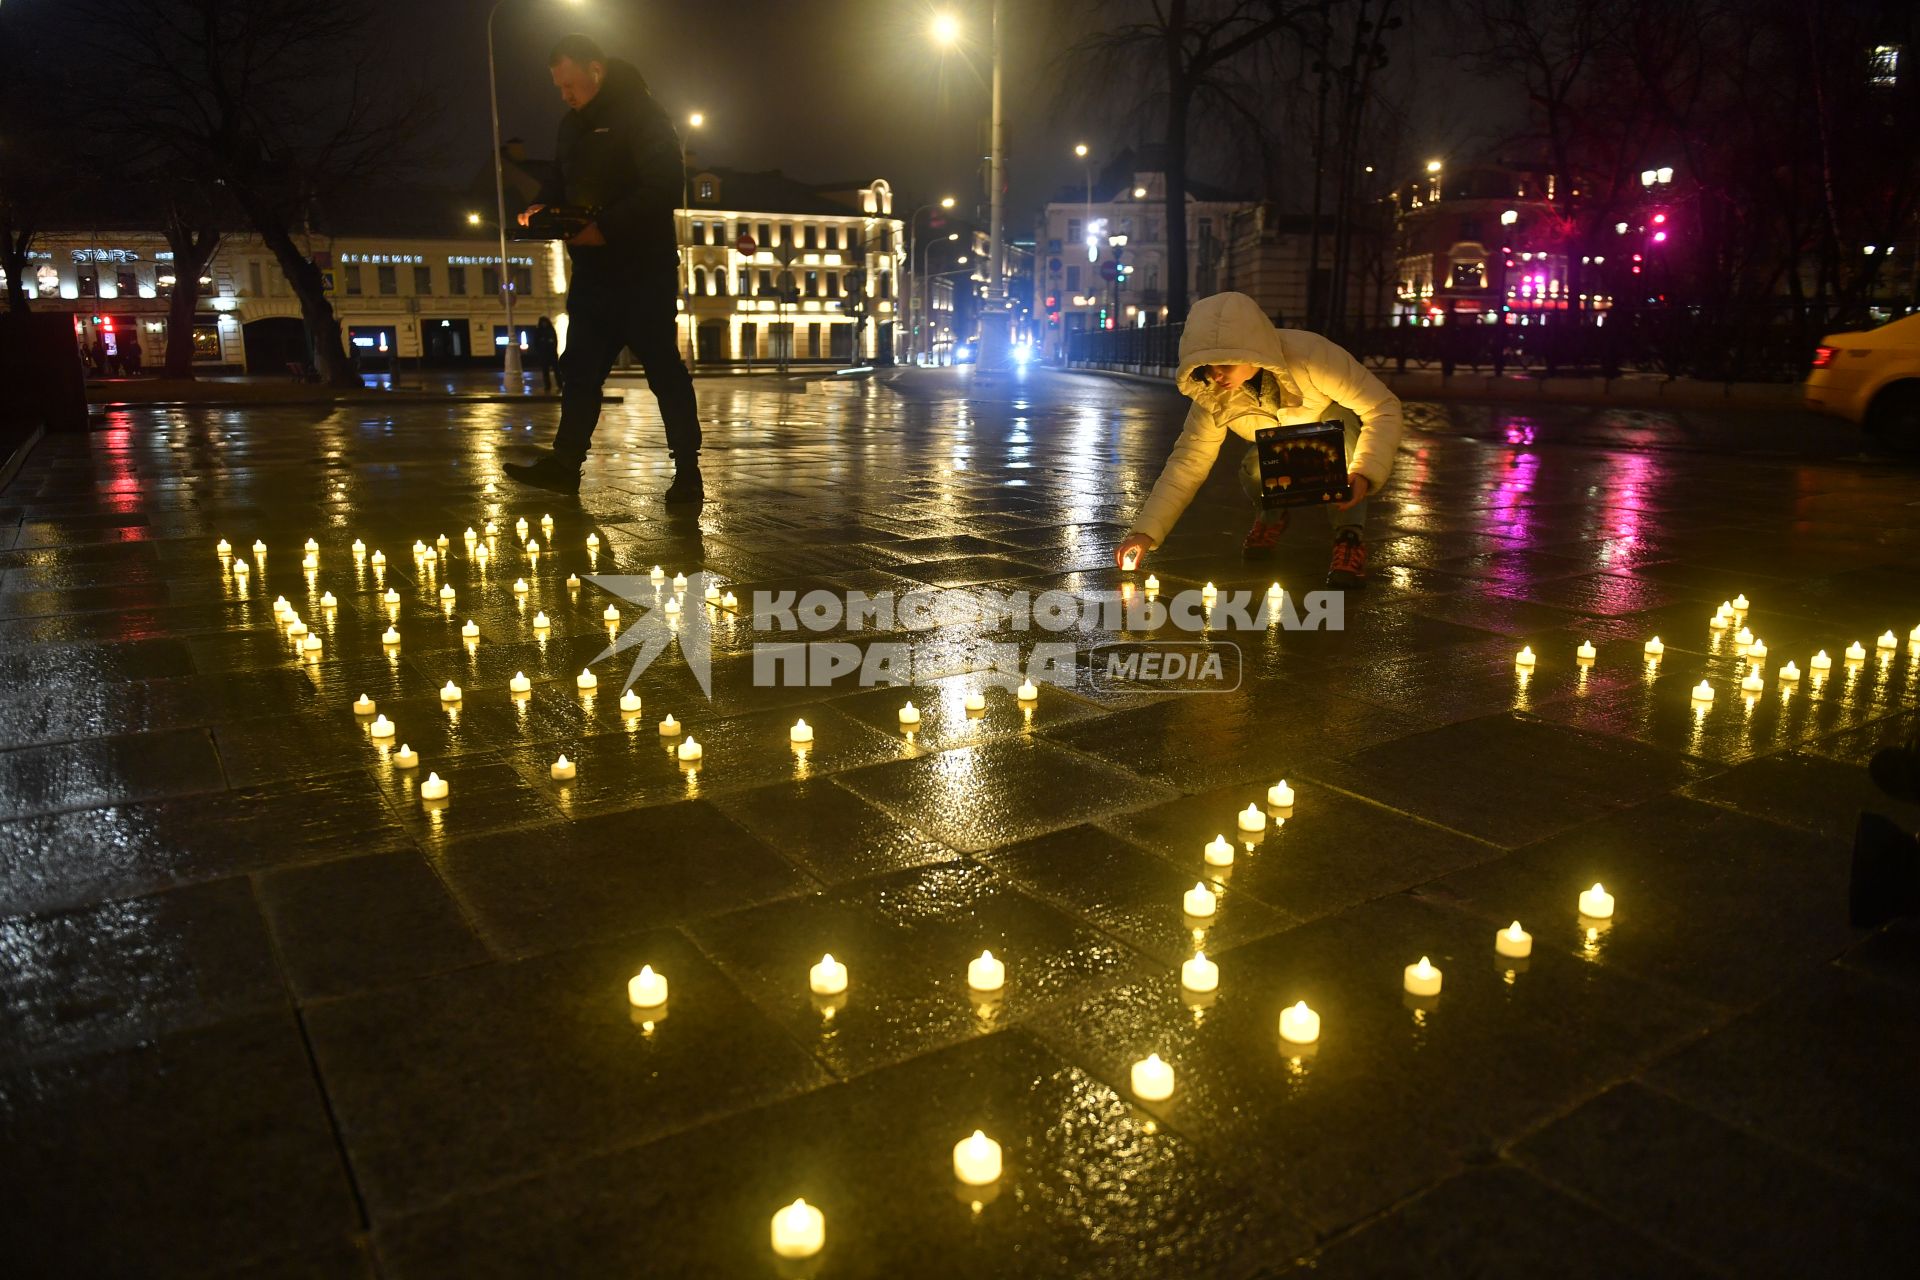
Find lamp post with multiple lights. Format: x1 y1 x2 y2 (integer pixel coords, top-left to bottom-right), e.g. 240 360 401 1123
905 196 956 362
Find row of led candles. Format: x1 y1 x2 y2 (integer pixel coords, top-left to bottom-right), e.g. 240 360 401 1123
1511 626 1916 704
635 869 1621 1261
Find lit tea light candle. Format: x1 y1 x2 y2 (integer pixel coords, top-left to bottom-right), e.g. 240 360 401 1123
809 953 847 995
1267 778 1295 808
252 539 267 555
393 743 418 769
1183 882 1218 918
463 527 477 543
790 719 814 744
532 611 550 629
383 588 400 604
382 626 400 645
498 673 528 699
1708 612 1729 629
953 1130 1002 1186
1741 667 1764 693
1236 803 1266 833
420 772 448 801
484 521 497 536
1267 581 1282 598
216 538 232 556
672 572 688 591
1779 661 1801 681
352 693 376 715
1515 645 1536 666
273 595 290 615
1495 920 1532 958
513 578 528 594
286 617 307 638
1403 956 1443 996
526 539 540 555
1576 640 1597 661
1716 601 1733 617
1204 834 1235 866
301 634 321 653
1691 679 1714 702
721 590 738 608
964 690 987 712
967 949 1005 992
664 597 681 616
1016 680 1039 701
1201 581 1218 601
770 1199 824 1260
1279 1000 1320 1044
628 965 668 1007
619 689 642 713
649 565 665 585
585 532 599 549
1878 630 1899 650
300 537 317 554
476 546 490 566
576 669 597 690
704 582 722 604
232 560 249 578
1644 636 1664 655
676 736 702 761
1181 950 1219 992
540 513 553 528
440 681 462 702
1732 593 1749 611
1747 639 1768 660
565 573 579 589
1909 624 1920 645
659 714 680 735
320 591 337 608
898 701 922 726
603 604 620 622
1143 573 1160 591
550 754 576 781
1130 1053 1175 1102
412 540 427 557
1810 649 1832 671
515 518 529 538
1579 882 1615 918
370 550 386 566
461 620 479 639
351 539 366 556
368 714 395 739
1845 641 1867 661
438 584 455 602
1734 626 1753 647
302 553 319 570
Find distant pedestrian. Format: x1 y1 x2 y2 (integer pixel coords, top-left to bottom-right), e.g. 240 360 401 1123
534 315 562 393
89 337 108 377
505 33 702 503
1113 292 1404 591
124 334 143 375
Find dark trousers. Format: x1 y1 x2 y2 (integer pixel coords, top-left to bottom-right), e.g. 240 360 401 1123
554 275 700 466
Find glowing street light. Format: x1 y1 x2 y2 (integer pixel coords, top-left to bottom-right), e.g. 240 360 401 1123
1074 142 1088 158
930 12 961 46
1500 209 1518 226
1426 159 1443 173
467 212 483 226
688 111 704 129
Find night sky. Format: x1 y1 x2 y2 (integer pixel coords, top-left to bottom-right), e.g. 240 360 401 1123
400 0 1517 229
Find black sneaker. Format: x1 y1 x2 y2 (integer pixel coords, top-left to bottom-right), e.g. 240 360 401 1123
663 465 705 505
503 453 581 496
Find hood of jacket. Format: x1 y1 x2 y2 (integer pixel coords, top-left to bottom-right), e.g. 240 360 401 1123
1174 291 1302 406
578 59 650 119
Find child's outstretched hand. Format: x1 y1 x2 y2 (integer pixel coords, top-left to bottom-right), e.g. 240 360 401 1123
1115 534 1153 570
1335 473 1372 511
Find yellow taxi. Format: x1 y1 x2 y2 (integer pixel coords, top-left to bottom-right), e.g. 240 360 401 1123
1803 313 1920 449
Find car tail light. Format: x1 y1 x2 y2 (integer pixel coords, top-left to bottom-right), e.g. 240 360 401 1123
1811 345 1837 368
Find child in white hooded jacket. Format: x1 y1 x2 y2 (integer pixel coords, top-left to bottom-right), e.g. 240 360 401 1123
1113 292 1404 588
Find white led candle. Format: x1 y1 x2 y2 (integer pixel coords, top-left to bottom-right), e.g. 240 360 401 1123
1579 882 1615 918
351 693 375 715
659 714 680 735
1182 882 1217 918
1515 645 1536 666
1279 1000 1320 1044
1016 680 1039 701
967 949 1005 992
393 743 419 769
368 715 395 739
1576 640 1597 660
1495 920 1532 958
420 772 448 801
628 965 667 1007
619 690 642 713
510 671 531 694
952 1130 1002 1186
550 754 576 780
461 620 479 639
770 1199 824 1259
1236 803 1266 833
440 681 461 702
790 719 814 743
898 701 921 726
1204 835 1235 866
809 953 847 995
676 736 702 761
1644 636 1664 655
1130 1053 1175 1101
1181 951 1219 992
1403 956 1443 996
576 669 597 690
964 690 987 712
1268 778 1295 808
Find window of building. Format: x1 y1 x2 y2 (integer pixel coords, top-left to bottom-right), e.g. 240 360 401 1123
448 266 467 295
759 268 774 293
344 264 362 295
805 270 819 295
757 221 772 246
377 264 397 295
802 225 818 250
779 223 794 247
414 265 432 294
511 265 532 296
826 226 840 249
878 270 891 299
481 266 499 296
1067 265 1081 292
738 267 751 294
1067 218 1081 244
1871 44 1900 87
697 178 715 200
690 219 704 245
248 260 264 296
691 266 706 295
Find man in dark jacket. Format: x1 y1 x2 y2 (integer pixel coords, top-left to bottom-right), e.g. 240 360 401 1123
505 34 702 502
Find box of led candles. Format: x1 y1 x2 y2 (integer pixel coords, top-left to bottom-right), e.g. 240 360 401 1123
1253 420 1353 509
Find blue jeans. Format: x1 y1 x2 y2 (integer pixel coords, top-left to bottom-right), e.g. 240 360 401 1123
1236 411 1370 535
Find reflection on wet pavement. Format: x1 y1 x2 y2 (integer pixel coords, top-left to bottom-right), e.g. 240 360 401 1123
3 367 1919 1274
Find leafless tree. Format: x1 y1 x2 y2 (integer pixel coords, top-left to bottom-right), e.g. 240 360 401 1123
67 0 438 386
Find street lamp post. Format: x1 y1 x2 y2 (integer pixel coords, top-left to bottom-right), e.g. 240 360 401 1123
930 4 1009 369
918 232 960 361
904 196 956 364
679 111 703 365
485 0 523 383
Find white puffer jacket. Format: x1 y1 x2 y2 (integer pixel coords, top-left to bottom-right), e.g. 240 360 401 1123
1127 291 1404 546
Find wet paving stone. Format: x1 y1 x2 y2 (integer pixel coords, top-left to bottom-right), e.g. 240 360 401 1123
303 931 831 1217
6 377 1918 1271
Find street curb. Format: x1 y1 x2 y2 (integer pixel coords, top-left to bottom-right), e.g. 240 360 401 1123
0 424 46 495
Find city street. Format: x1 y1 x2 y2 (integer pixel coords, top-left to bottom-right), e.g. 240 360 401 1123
4 369 1920 1277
